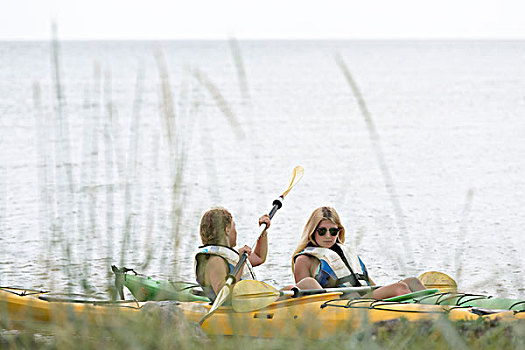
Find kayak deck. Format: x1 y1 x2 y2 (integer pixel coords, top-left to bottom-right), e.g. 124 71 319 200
404 292 525 311
112 265 209 302
114 268 525 312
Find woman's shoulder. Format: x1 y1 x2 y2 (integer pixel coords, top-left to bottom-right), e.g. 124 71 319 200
197 254 228 269
197 255 229 287
294 253 319 278
207 254 228 265
203 255 229 276
295 254 317 265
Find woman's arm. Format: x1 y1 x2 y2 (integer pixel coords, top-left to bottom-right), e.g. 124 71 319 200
206 256 229 295
249 214 271 266
293 255 317 283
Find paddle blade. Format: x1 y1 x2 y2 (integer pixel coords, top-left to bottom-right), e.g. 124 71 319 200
232 280 281 312
281 166 304 198
199 284 231 325
418 271 458 293
209 285 231 314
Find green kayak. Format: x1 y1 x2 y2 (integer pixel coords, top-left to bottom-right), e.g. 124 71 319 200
405 292 525 311
111 266 209 302
112 266 524 311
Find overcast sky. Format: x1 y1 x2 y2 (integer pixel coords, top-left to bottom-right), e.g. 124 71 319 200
2 0 525 40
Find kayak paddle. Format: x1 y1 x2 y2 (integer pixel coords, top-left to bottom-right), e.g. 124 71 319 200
199 166 304 325
232 280 442 312
231 280 380 312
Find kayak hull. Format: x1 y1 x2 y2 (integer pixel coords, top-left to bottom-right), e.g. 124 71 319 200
2 287 523 339
0 288 140 328
180 294 524 338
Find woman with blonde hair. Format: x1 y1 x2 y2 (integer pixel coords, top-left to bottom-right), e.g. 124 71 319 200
292 207 426 299
195 207 271 302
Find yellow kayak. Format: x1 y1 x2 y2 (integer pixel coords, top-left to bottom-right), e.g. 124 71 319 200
181 293 524 338
0 287 141 327
1 287 522 339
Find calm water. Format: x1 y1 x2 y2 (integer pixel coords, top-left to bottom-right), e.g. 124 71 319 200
0 40 524 298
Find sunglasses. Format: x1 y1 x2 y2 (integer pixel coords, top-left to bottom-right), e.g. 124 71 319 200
315 227 340 237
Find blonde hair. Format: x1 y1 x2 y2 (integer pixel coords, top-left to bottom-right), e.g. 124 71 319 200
291 207 345 269
199 207 232 245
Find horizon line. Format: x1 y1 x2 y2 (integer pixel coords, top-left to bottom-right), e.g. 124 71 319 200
2 37 525 42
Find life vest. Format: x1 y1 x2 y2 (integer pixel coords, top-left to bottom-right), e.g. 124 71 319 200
195 245 256 300
294 243 370 288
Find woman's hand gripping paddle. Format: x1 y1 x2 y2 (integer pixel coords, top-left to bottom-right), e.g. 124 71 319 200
199 166 304 325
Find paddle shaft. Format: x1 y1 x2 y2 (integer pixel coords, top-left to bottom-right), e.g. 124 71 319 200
285 285 380 298
227 197 283 284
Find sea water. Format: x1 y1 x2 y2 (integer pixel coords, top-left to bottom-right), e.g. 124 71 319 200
0 40 524 297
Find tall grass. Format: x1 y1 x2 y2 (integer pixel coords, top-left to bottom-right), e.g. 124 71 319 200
335 53 414 275
1 308 523 349
22 29 250 293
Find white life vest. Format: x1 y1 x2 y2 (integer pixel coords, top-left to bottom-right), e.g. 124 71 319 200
195 245 256 282
294 243 369 287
